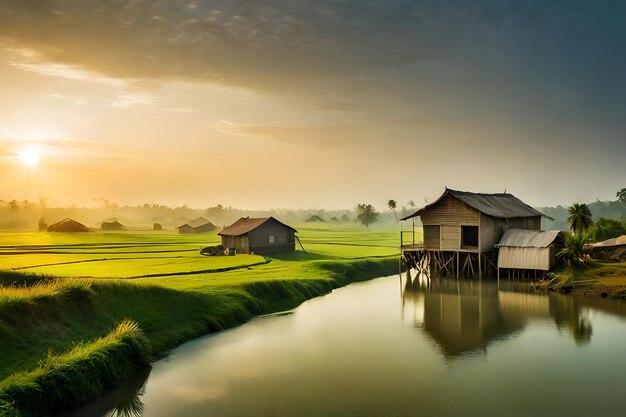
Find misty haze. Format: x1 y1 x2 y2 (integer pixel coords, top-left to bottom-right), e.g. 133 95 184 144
1 2 625 417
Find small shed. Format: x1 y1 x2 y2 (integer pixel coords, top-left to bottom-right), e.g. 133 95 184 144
177 217 216 234
47 218 90 233
495 229 563 272
101 220 124 230
588 235 626 262
218 217 297 255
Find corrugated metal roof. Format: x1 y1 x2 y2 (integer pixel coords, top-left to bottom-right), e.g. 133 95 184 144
218 217 297 237
589 235 626 248
401 188 550 220
495 229 562 248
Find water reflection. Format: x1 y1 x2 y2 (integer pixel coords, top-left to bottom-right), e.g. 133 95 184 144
64 368 150 417
70 273 626 417
401 271 595 358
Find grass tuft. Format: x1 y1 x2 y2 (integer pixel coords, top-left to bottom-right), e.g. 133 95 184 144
0 319 150 416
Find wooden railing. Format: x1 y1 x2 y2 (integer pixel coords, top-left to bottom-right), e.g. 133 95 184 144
400 230 416 247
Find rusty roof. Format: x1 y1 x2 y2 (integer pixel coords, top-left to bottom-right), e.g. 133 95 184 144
401 188 551 220
589 235 626 248
218 217 297 236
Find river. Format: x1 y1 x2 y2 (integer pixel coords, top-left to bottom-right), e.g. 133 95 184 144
70 273 626 417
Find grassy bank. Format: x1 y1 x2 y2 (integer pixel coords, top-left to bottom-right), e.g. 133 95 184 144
0 228 402 415
0 320 150 417
551 261 626 298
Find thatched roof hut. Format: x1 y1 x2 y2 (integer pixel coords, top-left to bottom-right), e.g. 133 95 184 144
305 214 325 223
177 217 216 234
101 220 124 230
47 218 90 233
588 235 626 261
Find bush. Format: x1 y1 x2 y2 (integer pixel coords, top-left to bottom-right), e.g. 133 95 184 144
588 217 626 242
200 245 225 256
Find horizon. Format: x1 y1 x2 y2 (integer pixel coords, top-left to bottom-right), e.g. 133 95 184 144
1 1 625 210
1 189 622 212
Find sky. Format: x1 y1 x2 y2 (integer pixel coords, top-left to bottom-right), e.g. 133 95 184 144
0 0 624 210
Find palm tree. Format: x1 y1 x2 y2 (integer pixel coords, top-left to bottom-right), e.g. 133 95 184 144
558 232 590 268
567 203 593 235
557 231 591 288
617 188 626 206
355 203 380 230
387 199 398 222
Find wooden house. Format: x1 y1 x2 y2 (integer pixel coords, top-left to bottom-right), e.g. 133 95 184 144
101 220 124 230
47 218 90 233
401 188 550 277
218 217 297 256
177 217 216 234
495 229 563 276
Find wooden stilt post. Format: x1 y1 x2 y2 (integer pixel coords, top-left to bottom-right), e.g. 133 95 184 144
456 251 460 279
478 253 482 280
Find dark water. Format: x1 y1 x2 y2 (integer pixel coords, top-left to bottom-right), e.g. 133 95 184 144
70 273 626 417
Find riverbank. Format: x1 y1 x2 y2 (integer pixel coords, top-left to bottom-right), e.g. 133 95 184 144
0 255 399 416
550 261 626 299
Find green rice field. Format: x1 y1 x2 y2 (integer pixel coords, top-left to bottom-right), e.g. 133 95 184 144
0 226 406 285
0 225 409 415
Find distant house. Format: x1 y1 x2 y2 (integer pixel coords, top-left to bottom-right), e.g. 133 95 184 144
329 216 340 223
218 217 297 255
305 215 325 223
47 218 90 233
177 217 216 234
101 220 124 230
495 229 564 272
589 235 626 262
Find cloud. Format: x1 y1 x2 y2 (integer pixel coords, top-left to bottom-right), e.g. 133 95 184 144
216 119 374 148
10 60 125 86
0 1 623 121
0 0 624 197
109 92 156 108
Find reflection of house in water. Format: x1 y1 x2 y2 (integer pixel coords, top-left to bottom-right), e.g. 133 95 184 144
408 279 526 358
403 276 594 358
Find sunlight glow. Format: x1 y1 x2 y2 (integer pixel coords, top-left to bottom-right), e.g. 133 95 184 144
18 150 40 167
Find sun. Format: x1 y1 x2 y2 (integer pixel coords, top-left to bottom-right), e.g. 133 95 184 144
18 150 40 167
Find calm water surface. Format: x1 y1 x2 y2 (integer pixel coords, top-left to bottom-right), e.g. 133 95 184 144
71 274 626 417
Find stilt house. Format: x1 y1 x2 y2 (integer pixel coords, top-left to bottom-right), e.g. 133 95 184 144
401 188 550 277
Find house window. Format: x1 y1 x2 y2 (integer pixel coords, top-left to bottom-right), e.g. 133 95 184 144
461 226 479 249
269 235 275 244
